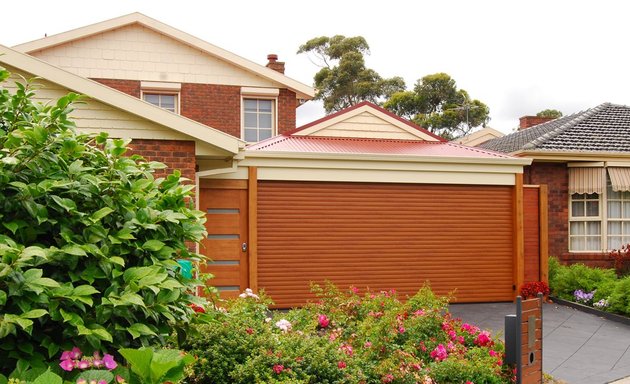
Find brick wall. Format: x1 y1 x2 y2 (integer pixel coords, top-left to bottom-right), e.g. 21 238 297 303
525 162 610 267
93 79 298 139
93 78 140 97
126 139 196 182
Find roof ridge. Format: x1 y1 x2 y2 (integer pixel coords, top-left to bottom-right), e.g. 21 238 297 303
522 103 609 150
447 142 511 158
296 135 433 144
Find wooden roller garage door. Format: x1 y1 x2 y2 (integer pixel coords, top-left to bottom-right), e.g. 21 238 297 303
258 181 514 308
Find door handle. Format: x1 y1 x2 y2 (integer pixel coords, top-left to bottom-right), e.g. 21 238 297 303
242 242 248 252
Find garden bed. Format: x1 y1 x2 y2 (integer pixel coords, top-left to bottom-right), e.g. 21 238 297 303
549 296 630 327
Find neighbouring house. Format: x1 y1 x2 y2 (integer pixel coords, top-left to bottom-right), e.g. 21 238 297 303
452 126 505 147
480 103 630 268
2 14 544 307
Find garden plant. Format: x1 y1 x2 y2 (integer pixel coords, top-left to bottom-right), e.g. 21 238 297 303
0 68 208 375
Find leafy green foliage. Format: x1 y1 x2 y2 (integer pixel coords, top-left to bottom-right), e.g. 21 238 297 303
118 347 194 384
536 109 563 118
548 261 617 300
607 276 630 315
298 35 405 113
384 72 490 139
182 285 512 383
0 68 208 374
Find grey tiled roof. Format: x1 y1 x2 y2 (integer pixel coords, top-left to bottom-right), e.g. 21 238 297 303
478 103 630 153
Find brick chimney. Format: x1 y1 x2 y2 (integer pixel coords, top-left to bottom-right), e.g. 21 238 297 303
266 54 285 74
519 116 556 130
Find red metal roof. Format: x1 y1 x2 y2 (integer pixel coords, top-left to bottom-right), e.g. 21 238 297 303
247 135 514 159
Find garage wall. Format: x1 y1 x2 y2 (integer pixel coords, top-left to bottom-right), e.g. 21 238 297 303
257 181 515 307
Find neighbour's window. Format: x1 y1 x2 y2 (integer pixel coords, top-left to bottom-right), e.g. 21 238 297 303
569 193 601 251
243 98 274 142
143 93 178 113
607 181 630 250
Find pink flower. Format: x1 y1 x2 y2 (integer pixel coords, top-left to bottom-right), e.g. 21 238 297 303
413 309 425 317
474 331 493 347
412 363 422 371
77 359 91 369
273 364 284 374
430 344 448 362
489 350 498 357
116 375 127 384
76 379 87 384
340 344 353 356
448 330 457 340
398 326 405 334
466 382 474 384
364 341 372 348
318 314 330 328
462 323 479 335
382 373 394 383
338 361 347 369
103 354 117 370
350 286 359 294
59 359 75 371
275 319 292 333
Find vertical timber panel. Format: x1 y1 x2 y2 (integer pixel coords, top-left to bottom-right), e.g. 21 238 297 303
514 174 525 297
523 186 541 283
248 167 258 292
539 185 549 284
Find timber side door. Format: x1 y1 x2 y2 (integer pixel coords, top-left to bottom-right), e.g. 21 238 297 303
198 180 249 298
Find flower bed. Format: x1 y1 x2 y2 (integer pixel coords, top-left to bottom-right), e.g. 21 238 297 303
181 284 514 383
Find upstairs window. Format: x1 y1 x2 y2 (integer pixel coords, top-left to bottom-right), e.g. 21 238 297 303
243 98 274 142
143 93 178 113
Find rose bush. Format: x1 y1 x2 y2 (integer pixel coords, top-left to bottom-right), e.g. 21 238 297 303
181 284 514 383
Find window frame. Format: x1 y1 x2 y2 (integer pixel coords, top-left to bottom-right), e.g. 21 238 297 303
141 91 180 114
241 97 277 143
568 192 602 252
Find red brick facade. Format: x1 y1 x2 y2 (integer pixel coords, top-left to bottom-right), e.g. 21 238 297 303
92 78 298 139
524 162 610 267
126 139 196 182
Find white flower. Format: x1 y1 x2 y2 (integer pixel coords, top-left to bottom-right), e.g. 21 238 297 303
275 319 292 333
239 288 260 300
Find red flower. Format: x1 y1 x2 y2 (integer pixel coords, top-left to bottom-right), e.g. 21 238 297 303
273 364 284 374
338 361 347 369
246 328 254 335
318 314 330 328
519 282 550 299
189 303 205 313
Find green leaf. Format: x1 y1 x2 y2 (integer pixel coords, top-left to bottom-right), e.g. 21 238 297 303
119 348 153 380
62 244 86 256
23 268 43 281
21 246 47 259
60 308 84 326
4 314 33 331
74 370 113 383
51 195 77 212
127 323 157 339
31 278 59 288
90 207 114 222
20 309 47 319
151 349 188 382
142 240 165 252
89 327 113 342
2 221 19 234
1 157 18 165
32 369 62 384
115 228 135 240
0 290 6 306
73 285 99 296
109 256 125 267
119 293 145 307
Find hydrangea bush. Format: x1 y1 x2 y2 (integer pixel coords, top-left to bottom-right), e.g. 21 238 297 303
182 284 513 383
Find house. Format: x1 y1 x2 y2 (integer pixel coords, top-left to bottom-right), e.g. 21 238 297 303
2 14 543 307
479 103 630 268
12 12 314 142
451 126 505 147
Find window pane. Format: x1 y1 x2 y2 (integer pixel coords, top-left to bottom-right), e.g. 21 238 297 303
570 222 584 235
586 236 600 250
609 236 622 250
570 237 585 251
144 94 159 105
572 201 585 217
259 100 272 112
259 114 272 128
608 201 622 218
259 129 272 141
573 193 585 200
244 99 257 112
586 193 598 200
586 201 599 216
586 221 601 235
609 221 622 235
244 113 257 128
624 202 630 218
161 95 175 108
244 128 258 142
608 189 621 199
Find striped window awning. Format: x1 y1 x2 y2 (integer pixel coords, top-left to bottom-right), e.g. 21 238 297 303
607 167 630 192
568 167 605 194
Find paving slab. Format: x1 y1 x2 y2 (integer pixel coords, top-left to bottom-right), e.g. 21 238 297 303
449 302 630 384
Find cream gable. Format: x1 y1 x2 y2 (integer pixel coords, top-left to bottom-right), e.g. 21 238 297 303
1 64 232 158
293 103 441 141
27 24 281 88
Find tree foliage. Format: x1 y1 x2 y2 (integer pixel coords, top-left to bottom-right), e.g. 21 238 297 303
298 35 405 113
536 109 563 119
0 68 208 374
384 73 490 140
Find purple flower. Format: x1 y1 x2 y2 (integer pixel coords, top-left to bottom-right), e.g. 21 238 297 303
103 354 117 370
574 289 595 303
60 359 75 371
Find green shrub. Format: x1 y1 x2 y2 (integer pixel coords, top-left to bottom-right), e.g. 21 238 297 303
182 284 513 383
607 276 630 315
548 256 561 282
549 262 616 300
0 69 208 374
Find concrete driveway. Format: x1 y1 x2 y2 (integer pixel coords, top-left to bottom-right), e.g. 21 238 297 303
449 302 630 384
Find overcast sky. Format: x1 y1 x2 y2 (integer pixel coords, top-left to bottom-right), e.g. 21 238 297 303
2 0 629 133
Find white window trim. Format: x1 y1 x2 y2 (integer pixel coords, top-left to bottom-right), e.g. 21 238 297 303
568 168 630 253
141 82 181 114
240 96 278 143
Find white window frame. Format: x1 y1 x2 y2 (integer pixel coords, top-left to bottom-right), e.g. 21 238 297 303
568 167 630 252
240 87 279 143
140 81 181 114
569 192 602 252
